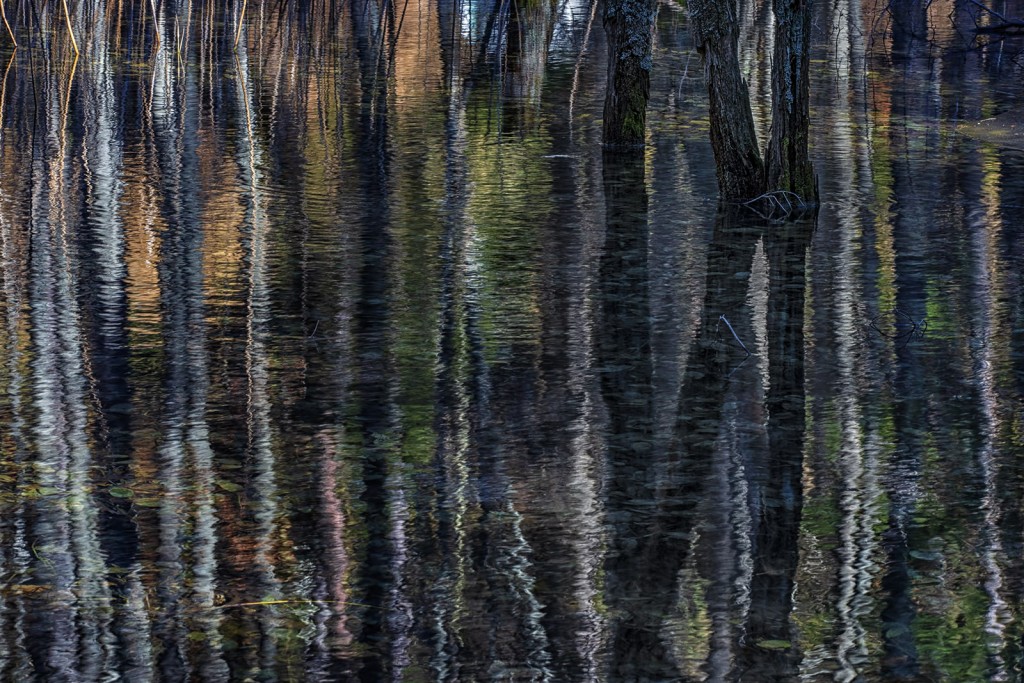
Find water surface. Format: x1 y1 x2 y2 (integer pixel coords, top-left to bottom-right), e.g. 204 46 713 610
1 0 1024 680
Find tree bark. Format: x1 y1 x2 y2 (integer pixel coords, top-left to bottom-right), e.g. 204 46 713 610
766 0 816 200
602 0 657 146
688 0 764 200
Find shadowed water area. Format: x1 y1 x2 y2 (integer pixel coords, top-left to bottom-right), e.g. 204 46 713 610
1 0 1024 679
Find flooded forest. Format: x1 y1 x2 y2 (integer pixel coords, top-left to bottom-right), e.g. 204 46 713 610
1 0 1024 679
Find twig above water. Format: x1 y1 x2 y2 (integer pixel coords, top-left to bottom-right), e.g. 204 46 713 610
718 315 752 356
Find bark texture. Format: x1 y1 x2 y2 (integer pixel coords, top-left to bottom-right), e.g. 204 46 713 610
603 0 657 146
688 0 765 200
767 0 816 200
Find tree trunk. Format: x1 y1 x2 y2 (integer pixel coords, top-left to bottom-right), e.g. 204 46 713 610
602 0 657 146
766 0 816 200
688 0 764 200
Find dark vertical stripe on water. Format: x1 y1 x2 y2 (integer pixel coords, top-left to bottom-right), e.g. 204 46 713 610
351 0 397 675
600 148 685 681
738 222 810 682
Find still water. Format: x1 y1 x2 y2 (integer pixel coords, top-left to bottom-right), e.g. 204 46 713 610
1 0 1023 679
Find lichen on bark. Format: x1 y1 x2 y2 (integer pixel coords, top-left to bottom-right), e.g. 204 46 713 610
603 0 658 146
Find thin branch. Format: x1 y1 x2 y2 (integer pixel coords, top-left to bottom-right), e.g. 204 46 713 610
150 0 161 51
719 315 752 356
966 0 1013 24
965 0 1024 32
869 308 926 349
974 21 1024 33
740 189 808 221
235 0 248 48
1 0 16 47
195 598 380 612
61 0 79 55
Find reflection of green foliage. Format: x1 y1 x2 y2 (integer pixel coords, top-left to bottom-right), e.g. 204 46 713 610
389 97 446 466
1007 417 1024 451
919 436 940 473
913 584 989 681
392 222 440 465
872 490 891 536
823 405 841 462
923 286 955 338
273 613 315 673
877 408 895 447
868 112 897 313
670 563 710 677
800 493 839 551
794 609 831 654
463 132 552 360
400 423 435 465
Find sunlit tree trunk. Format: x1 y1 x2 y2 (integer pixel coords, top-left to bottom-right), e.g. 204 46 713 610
766 0 816 199
602 0 657 145
687 0 764 199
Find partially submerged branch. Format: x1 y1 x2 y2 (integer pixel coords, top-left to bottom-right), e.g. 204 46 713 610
741 190 816 221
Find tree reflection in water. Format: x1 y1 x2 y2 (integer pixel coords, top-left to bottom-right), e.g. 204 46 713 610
0 0 1022 679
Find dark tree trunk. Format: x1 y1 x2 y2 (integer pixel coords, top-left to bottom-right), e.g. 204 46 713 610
602 0 657 146
766 0 816 200
688 0 764 200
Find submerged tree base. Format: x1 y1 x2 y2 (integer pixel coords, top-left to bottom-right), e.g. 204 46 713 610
740 188 819 222
689 0 817 207
602 0 658 146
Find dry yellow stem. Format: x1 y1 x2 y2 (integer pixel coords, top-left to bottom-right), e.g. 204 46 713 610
1 0 16 47
60 0 78 55
150 0 161 51
234 0 247 48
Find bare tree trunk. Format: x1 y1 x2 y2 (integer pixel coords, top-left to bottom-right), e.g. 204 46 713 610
766 0 816 200
688 0 764 200
602 0 657 146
